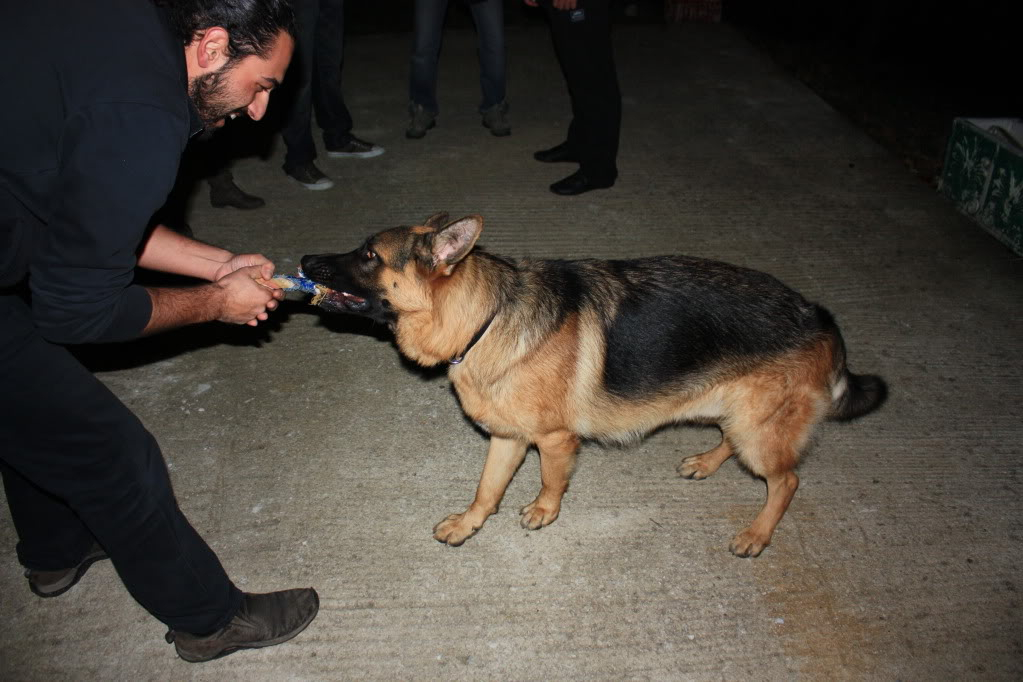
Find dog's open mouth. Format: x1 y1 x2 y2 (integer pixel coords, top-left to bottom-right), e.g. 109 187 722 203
296 267 369 312
312 287 368 312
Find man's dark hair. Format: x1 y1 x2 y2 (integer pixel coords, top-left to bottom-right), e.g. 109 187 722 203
160 0 296 60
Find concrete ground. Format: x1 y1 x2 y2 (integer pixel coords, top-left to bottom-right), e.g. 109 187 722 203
2 23 1021 681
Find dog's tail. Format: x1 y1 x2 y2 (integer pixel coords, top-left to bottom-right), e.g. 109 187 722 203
828 371 888 421
817 307 887 421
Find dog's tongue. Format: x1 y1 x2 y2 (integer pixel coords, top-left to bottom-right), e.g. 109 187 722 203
295 266 365 308
314 288 365 307
329 291 364 304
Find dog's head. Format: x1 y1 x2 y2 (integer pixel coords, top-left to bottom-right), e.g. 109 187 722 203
300 213 483 325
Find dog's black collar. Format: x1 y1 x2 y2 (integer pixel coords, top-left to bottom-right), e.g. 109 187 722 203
449 311 498 365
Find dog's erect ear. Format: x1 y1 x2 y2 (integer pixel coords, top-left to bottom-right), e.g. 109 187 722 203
432 215 483 271
423 212 450 229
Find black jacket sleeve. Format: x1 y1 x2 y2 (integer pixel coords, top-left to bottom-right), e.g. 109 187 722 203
30 101 187 344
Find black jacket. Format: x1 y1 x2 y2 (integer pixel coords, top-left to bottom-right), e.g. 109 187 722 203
0 0 201 343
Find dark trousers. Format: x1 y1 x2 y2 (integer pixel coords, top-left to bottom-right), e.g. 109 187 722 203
545 0 621 183
410 0 507 114
0 294 242 634
282 0 354 168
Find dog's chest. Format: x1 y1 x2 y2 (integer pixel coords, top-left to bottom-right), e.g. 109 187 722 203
449 367 536 437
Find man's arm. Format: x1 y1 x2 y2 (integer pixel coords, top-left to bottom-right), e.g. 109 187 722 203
142 264 284 335
137 224 285 333
138 223 279 282
137 223 234 281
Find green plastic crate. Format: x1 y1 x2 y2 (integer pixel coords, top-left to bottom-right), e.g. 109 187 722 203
940 117 1023 255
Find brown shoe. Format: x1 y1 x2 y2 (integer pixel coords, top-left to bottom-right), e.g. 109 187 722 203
166 588 320 663
25 542 108 598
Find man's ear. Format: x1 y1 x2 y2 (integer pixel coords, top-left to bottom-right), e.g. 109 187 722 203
194 26 231 71
423 212 450 229
432 215 483 272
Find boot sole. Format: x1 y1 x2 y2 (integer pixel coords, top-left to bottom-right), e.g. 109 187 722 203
286 176 334 191
325 148 385 159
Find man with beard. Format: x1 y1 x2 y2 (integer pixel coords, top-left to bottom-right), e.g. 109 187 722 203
0 0 319 663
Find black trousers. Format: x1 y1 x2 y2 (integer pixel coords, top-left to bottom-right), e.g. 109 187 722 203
545 0 622 183
0 294 242 634
281 0 354 167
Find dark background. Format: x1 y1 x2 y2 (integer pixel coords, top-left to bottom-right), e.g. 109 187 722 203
343 0 1020 186
724 0 1020 185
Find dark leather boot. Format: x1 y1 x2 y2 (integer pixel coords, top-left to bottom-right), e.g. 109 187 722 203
209 170 266 210
24 542 108 598
166 588 319 662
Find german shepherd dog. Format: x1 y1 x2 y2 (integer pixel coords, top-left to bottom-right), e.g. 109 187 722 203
301 214 886 557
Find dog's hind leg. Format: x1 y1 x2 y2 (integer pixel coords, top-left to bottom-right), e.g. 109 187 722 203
726 387 821 557
520 430 580 530
729 467 799 558
677 434 734 480
434 436 528 546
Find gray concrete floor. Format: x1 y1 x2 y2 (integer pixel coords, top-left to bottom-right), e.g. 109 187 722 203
2 24 1021 681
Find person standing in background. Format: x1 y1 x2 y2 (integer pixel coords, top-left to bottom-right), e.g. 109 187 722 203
528 0 621 195
282 0 385 191
407 0 511 139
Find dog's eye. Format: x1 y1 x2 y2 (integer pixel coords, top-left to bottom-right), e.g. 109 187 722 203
364 250 377 261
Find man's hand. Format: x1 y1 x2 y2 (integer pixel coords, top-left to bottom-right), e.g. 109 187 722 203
213 264 285 326
211 263 284 325
136 224 288 334
143 265 285 335
212 253 275 283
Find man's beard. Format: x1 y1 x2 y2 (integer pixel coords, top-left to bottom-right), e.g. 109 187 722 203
189 60 244 127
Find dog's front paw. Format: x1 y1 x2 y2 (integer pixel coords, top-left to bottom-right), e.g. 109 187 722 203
729 528 770 558
433 513 481 546
519 500 560 530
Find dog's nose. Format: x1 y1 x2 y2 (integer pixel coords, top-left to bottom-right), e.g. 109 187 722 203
300 254 333 280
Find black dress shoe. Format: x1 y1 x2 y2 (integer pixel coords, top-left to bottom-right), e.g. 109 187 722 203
533 142 579 163
549 171 615 196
